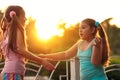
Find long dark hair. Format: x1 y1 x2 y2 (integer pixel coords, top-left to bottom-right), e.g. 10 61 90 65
82 18 110 66
0 5 27 52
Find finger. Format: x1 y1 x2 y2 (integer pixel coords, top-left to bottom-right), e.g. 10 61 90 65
46 65 55 71
97 38 101 42
95 38 101 43
92 42 96 46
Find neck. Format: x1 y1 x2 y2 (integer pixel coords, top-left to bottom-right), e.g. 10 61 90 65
85 36 95 42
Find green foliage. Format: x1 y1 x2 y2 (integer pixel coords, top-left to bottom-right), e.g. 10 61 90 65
110 56 120 64
106 56 120 80
107 26 120 55
1 8 120 79
107 71 120 80
16 17 120 80
25 17 120 56
102 18 120 55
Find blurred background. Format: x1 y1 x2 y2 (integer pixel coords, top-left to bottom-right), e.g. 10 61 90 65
0 0 120 80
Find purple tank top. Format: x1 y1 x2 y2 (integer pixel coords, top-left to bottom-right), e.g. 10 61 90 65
0 37 26 75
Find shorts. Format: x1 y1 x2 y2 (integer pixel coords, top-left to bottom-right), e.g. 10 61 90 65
1 73 23 80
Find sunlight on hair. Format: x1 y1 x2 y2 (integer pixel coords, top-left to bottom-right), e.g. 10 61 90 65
1 0 120 40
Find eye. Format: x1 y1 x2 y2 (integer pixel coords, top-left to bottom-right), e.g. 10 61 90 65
81 26 86 29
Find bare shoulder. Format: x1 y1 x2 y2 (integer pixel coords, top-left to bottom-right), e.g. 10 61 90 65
77 39 83 45
77 39 83 43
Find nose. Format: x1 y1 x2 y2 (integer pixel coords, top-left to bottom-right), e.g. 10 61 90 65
79 29 82 32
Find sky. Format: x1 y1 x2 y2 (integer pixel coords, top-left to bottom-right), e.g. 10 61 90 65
0 0 120 39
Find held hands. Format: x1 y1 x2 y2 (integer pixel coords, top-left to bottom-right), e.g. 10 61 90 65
38 54 55 70
41 58 55 71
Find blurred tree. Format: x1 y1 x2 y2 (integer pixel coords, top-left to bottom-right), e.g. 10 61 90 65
0 10 3 21
102 18 120 55
1 8 120 79
25 17 50 54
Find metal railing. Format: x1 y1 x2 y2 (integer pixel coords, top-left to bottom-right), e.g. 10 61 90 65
0 59 120 80
105 64 120 73
0 60 70 80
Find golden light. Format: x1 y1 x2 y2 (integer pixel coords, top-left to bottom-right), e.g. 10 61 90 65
110 18 120 28
1 0 120 40
35 17 64 40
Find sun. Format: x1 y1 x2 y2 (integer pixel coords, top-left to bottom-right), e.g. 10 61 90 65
3 0 120 41
35 17 64 40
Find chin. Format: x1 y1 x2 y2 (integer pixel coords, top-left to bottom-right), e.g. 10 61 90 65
80 37 84 40
81 37 86 40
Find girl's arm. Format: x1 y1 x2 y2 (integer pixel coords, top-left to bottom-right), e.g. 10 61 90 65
15 29 54 71
39 41 79 61
91 38 102 66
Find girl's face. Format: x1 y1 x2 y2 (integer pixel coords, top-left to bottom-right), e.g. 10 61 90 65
79 22 94 40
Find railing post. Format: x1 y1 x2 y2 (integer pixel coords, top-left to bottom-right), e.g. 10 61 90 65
70 57 80 80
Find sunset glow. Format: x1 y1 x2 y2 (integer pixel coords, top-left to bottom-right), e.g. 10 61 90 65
35 18 64 40
0 0 120 40
110 18 120 27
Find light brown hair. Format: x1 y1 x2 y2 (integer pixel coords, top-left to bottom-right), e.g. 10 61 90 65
82 18 110 66
0 5 27 52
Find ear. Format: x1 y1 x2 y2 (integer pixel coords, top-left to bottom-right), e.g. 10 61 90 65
91 27 95 33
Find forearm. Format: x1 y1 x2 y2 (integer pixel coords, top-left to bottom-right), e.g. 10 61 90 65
92 46 102 66
43 51 68 61
15 48 43 65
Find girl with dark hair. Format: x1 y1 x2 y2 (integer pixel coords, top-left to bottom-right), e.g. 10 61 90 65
39 18 110 80
0 5 54 80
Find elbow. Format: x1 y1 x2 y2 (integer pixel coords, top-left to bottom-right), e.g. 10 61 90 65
16 47 20 51
91 60 101 66
65 51 75 59
65 53 72 60
14 47 26 54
